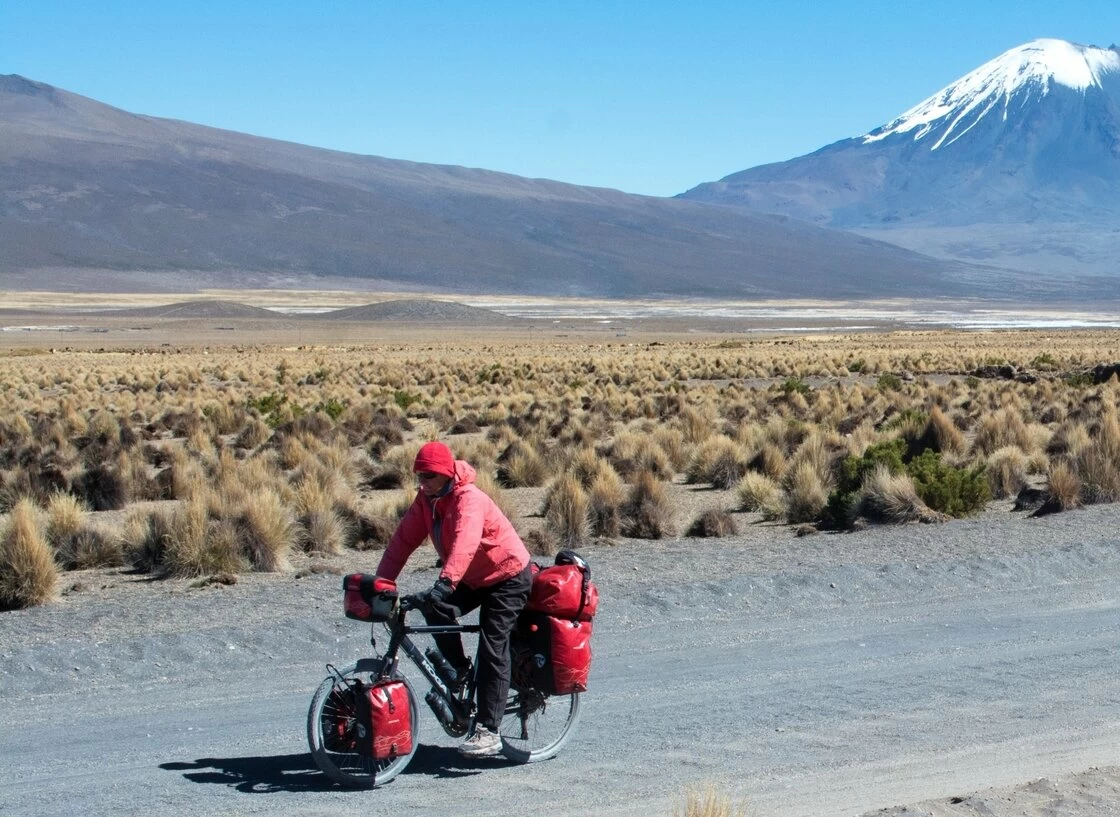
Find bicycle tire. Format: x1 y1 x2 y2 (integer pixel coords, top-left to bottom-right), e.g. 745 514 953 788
307 660 420 787
497 687 580 763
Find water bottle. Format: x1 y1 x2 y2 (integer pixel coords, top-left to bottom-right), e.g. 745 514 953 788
425 689 455 726
424 646 460 689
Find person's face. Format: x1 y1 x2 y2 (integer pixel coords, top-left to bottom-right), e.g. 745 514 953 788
417 471 451 498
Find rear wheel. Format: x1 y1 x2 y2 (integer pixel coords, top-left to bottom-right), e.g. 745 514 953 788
497 687 580 763
307 661 419 787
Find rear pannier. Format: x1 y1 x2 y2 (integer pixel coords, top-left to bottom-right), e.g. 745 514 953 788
516 549 598 695
343 574 398 622
526 549 598 621
515 612 593 696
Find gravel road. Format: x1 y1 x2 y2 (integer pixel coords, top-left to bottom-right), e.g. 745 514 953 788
3 503 1120 817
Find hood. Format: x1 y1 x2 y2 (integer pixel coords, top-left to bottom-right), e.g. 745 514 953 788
451 459 478 489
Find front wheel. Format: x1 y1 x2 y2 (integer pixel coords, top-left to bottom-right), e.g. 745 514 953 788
498 687 580 763
307 660 420 787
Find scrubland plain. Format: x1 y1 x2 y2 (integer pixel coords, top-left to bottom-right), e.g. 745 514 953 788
2 321 1119 610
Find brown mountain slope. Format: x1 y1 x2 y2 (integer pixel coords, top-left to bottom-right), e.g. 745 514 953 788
0 74 1026 300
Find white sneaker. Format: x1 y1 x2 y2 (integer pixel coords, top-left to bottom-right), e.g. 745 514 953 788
459 725 502 757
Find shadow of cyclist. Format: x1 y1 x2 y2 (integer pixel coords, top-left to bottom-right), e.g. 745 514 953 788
160 753 335 793
161 745 517 792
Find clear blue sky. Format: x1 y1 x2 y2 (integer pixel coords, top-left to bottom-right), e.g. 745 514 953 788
3 2 1118 196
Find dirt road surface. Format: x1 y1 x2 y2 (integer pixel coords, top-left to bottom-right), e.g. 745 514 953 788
3 503 1120 817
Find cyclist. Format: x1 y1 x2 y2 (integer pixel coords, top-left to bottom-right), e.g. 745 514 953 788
375 440 532 757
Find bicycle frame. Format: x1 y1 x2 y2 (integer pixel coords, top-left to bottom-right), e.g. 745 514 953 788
371 605 481 737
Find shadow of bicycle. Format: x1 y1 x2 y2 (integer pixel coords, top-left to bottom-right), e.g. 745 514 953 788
161 744 517 792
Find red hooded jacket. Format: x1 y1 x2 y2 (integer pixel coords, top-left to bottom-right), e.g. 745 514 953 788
376 460 530 590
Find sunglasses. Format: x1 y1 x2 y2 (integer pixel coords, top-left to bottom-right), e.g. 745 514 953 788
416 472 442 480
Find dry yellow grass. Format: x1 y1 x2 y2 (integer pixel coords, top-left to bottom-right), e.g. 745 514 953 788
2 325 1120 596
543 473 591 546
855 465 930 525
736 472 784 520
673 783 749 817
0 499 59 609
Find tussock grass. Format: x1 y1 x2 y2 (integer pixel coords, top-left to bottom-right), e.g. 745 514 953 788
168 448 208 500
7 329 1120 560
472 469 519 527
568 446 606 489
986 446 1029 499
1045 461 1083 512
0 499 59 609
603 431 674 482
163 493 246 577
522 527 560 557
587 465 625 538
973 407 1032 456
919 405 966 456
621 470 676 539
673 783 749 817
750 442 788 483
543 474 590 546
121 506 174 572
686 436 748 489
237 487 296 571
736 472 784 520
686 508 738 538
47 493 122 569
497 444 548 488
783 461 830 524
853 464 938 525
73 462 129 511
294 477 349 555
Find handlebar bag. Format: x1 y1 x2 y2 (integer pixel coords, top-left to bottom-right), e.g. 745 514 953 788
515 611 592 695
343 574 398 622
526 553 598 621
354 679 413 761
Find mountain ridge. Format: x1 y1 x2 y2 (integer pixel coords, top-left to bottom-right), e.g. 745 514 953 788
0 73 1035 301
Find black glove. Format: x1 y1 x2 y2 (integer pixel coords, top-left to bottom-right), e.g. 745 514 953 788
417 576 453 607
430 576 453 604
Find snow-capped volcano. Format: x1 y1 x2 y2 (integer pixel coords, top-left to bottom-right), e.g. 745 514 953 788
865 39 1120 150
680 39 1120 280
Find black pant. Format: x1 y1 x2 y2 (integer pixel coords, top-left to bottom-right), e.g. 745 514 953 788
423 565 532 730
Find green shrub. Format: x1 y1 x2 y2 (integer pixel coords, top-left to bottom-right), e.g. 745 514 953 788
247 392 285 417
1031 352 1058 370
822 439 907 528
824 437 987 524
319 398 347 421
393 390 422 410
881 409 926 432
246 392 304 428
877 373 904 392
779 377 812 395
906 450 991 517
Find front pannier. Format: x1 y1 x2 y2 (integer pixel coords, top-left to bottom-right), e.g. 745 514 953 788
343 574 398 622
353 679 413 761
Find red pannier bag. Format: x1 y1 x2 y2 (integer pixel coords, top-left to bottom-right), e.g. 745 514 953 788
517 611 592 695
343 574 398 622
526 550 598 621
354 679 413 760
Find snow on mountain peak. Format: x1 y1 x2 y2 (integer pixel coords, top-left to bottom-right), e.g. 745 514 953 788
864 39 1120 150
